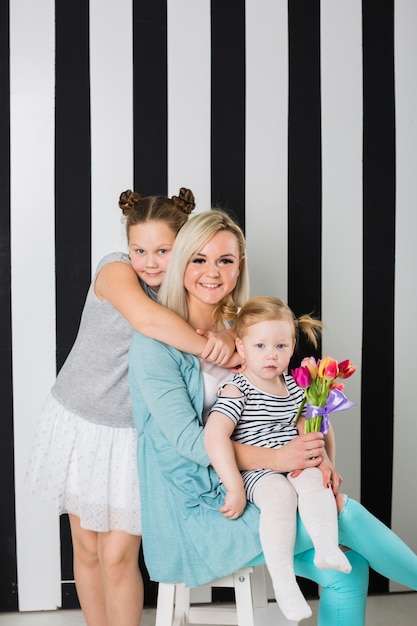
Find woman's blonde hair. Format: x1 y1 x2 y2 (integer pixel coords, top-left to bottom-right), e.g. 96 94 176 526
233 296 324 349
158 210 248 324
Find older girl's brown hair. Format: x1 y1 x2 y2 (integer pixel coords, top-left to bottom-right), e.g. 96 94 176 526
118 187 195 238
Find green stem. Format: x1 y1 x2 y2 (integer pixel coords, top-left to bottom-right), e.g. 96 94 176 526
295 396 306 423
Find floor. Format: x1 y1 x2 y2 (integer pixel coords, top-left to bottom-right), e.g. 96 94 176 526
0 593 416 626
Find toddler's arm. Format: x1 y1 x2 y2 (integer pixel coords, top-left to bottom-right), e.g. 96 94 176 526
204 384 247 518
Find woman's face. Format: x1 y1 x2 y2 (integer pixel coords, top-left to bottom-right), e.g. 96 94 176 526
184 230 242 307
128 221 176 292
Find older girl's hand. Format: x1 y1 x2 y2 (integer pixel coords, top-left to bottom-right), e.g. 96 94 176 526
196 328 238 367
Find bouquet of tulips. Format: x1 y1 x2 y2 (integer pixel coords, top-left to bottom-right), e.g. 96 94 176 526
291 356 357 435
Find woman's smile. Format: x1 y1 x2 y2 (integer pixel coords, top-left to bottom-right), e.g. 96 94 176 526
199 282 221 289
184 231 242 307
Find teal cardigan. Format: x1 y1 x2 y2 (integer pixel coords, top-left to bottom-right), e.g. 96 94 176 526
128 331 263 587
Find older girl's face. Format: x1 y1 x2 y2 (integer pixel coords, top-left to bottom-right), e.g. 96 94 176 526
128 221 176 292
184 230 242 307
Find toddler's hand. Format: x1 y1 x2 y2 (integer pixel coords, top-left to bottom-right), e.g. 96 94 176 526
219 488 247 519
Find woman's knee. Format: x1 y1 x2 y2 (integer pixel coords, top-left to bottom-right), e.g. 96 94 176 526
334 550 369 595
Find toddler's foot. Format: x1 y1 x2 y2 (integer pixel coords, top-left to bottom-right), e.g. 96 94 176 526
314 547 352 573
274 583 313 622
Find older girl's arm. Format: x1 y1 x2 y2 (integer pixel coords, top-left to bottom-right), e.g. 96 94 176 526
96 261 235 365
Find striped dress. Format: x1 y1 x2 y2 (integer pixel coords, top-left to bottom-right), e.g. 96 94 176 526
208 372 305 501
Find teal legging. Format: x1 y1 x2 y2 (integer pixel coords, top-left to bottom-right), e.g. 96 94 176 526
293 496 417 626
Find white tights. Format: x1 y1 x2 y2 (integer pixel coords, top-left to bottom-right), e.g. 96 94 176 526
252 469 351 622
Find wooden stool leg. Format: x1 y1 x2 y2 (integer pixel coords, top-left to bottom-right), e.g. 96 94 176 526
155 583 176 626
250 565 269 608
233 569 255 626
173 584 191 626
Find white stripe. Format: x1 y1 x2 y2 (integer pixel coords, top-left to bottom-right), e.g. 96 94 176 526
167 0 211 212
10 0 61 610
321 0 363 501
90 0 133 268
245 0 288 299
392 0 417 590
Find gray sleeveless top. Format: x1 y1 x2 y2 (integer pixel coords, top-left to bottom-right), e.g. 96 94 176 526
51 252 157 427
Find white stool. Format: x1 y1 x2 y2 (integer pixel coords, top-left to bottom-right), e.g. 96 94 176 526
155 565 298 626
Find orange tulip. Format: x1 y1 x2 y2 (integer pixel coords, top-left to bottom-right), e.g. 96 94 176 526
317 355 339 381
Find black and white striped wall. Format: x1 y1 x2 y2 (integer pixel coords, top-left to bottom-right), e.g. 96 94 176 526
1 0 417 612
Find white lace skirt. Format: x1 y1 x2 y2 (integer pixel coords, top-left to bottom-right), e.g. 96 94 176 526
26 393 141 535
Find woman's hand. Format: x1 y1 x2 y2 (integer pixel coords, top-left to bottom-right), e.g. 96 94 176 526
316 449 343 495
290 446 343 494
276 432 326 472
196 328 240 367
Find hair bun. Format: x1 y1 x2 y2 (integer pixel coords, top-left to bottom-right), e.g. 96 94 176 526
119 190 141 216
171 187 196 215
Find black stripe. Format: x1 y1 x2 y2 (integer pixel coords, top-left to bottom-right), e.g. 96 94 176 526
287 1 321 600
132 7 169 604
55 1 91 607
55 0 92 371
210 0 246 230
133 0 168 196
0 0 18 611
288 0 322 366
361 0 395 594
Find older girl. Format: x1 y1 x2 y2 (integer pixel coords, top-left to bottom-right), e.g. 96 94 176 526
27 190 237 626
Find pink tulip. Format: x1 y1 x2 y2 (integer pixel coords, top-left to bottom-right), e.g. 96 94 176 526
291 366 311 389
330 381 345 392
301 356 318 379
318 355 339 381
338 359 357 379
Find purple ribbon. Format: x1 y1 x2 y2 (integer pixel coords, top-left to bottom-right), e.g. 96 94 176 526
305 388 357 435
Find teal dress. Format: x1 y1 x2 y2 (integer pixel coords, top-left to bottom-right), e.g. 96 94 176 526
128 331 263 587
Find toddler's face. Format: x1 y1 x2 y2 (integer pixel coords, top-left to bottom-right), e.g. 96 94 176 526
236 319 295 381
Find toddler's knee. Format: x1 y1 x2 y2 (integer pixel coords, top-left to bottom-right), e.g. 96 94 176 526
254 474 296 509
